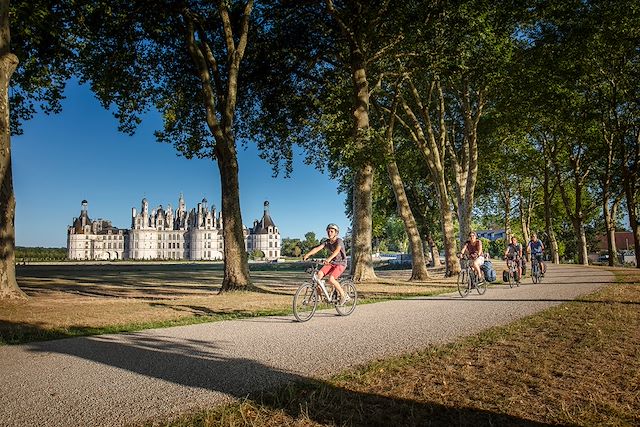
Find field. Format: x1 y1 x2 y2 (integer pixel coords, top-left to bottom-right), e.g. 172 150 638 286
1 262 456 344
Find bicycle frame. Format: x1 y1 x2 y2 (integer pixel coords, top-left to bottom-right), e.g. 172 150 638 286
312 270 336 303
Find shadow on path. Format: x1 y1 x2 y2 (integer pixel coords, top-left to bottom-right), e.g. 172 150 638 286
23 334 551 426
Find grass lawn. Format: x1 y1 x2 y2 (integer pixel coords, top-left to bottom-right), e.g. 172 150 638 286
151 269 640 427
0 262 455 344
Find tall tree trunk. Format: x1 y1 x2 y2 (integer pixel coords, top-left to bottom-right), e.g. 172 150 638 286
623 174 640 268
351 164 376 281
434 180 458 276
400 78 459 276
348 52 376 282
427 234 441 267
184 2 253 291
621 134 640 268
518 179 535 252
380 92 429 280
501 181 511 245
572 219 589 265
602 129 620 266
603 198 619 266
0 0 26 300
452 80 483 247
217 142 251 291
386 158 430 280
324 0 376 282
543 168 560 264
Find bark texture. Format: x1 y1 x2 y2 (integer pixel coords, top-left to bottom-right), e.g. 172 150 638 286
0 0 26 299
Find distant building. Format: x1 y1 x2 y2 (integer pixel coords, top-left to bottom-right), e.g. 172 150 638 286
246 201 281 260
67 196 280 261
67 200 126 261
476 229 507 241
596 231 635 252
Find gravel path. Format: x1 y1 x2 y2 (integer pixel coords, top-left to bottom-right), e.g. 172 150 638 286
0 264 615 427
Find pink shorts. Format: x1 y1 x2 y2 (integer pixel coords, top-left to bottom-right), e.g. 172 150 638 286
319 263 346 279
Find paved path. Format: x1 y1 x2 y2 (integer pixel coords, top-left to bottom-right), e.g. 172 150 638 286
0 264 615 427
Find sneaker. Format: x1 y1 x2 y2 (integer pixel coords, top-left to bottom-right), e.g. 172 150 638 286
339 294 352 306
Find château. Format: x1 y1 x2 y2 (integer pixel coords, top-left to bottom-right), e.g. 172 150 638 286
67 196 281 261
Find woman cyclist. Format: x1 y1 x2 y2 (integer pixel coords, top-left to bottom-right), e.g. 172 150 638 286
460 231 485 283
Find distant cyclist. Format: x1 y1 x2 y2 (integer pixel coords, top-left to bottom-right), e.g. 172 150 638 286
528 233 546 276
504 236 523 282
302 223 350 305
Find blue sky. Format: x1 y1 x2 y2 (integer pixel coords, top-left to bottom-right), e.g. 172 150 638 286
12 80 350 247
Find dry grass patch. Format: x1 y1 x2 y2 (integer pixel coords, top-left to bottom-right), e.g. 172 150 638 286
1 263 452 344
154 271 640 427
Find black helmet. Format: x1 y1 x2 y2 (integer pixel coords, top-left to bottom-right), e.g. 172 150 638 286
326 223 339 233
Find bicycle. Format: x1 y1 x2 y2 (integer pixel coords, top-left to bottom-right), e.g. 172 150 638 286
505 257 521 288
457 254 487 297
530 256 543 284
292 262 357 322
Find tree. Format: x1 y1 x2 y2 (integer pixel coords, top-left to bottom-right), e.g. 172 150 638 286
373 84 430 280
1 0 74 299
516 0 637 265
74 0 256 290
0 0 21 299
301 232 320 255
244 0 415 282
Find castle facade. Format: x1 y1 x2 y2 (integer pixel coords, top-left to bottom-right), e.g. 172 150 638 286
67 196 281 261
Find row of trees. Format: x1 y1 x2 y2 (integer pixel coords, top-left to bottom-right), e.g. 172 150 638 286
15 247 67 262
1 0 638 299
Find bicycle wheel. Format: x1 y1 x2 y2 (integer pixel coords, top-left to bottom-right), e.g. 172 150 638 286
335 279 357 316
508 268 515 288
293 283 318 322
457 270 470 297
531 263 539 284
476 275 487 295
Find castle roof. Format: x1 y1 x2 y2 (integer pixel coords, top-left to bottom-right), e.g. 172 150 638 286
252 201 276 234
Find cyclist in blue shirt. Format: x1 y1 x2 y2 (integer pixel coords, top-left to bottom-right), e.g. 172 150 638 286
528 233 546 276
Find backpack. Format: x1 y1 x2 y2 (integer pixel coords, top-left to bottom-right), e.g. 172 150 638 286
482 260 497 283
